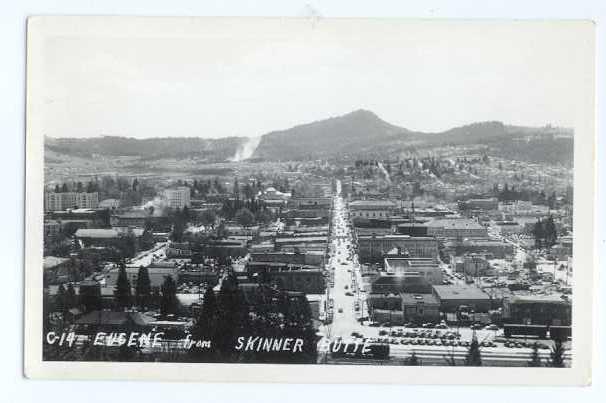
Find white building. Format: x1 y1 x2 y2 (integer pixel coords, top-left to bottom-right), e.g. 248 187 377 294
44 192 99 211
164 187 191 209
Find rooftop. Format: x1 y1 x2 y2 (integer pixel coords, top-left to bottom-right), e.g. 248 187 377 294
400 293 440 305
349 200 397 209
432 285 490 300
43 256 70 270
426 218 484 230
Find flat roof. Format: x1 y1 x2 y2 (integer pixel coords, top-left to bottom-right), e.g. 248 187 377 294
401 293 440 305
432 285 489 300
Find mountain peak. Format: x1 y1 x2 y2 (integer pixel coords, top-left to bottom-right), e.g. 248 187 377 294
344 109 380 119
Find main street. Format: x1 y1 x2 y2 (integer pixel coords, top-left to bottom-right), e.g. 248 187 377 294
318 180 570 366
321 179 366 339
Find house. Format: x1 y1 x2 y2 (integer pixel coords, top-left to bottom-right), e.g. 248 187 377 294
43 256 71 285
105 263 180 288
74 310 155 334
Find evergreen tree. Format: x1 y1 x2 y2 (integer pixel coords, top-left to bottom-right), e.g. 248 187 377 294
80 283 102 312
114 263 132 309
544 215 558 247
200 209 217 229
548 339 566 368
160 276 178 317
135 266 152 309
56 284 66 314
215 275 247 359
171 208 186 242
464 336 482 366
528 342 543 367
235 207 255 228
65 283 77 310
533 219 545 249
190 287 219 358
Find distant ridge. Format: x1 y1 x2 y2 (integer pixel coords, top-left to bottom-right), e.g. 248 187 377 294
45 110 573 165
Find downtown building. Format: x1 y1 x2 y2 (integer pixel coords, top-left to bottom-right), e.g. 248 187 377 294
356 234 438 264
163 186 191 209
44 191 99 211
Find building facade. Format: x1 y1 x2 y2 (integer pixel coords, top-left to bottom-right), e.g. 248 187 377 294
44 192 99 211
164 187 191 209
356 235 438 264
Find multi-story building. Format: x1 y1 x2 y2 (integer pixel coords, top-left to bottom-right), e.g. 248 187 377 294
44 192 99 211
164 187 191 209
348 200 398 219
425 217 488 240
458 197 498 211
245 261 326 294
356 235 438 264
384 257 443 285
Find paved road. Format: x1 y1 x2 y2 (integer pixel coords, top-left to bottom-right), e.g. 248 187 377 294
322 182 365 339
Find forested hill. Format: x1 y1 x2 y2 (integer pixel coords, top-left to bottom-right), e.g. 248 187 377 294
45 136 246 161
45 111 573 165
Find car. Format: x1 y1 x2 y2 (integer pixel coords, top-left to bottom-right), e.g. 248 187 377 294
338 308 343 313
378 330 388 336
422 323 435 328
484 324 499 331
435 324 449 329
470 323 483 330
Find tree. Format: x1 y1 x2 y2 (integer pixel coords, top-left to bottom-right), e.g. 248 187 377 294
528 342 543 367
61 183 69 193
200 209 217 229
80 283 102 313
65 283 77 310
56 284 66 314
235 207 255 228
533 219 545 249
544 215 558 247
464 336 482 366
160 276 178 316
135 266 152 309
171 208 186 242
255 208 273 225
190 287 219 358
114 263 132 309
215 275 248 358
548 339 566 368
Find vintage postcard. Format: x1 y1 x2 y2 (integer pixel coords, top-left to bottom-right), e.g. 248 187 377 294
24 17 595 384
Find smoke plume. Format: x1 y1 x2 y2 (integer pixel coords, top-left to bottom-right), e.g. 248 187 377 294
229 137 261 162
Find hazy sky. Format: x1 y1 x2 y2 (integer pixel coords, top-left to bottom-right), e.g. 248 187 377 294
37 18 592 139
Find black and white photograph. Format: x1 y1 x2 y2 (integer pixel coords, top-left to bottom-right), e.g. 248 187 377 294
23 16 596 384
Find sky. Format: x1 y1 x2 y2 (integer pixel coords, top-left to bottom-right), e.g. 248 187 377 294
35 18 593 139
